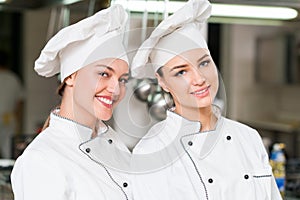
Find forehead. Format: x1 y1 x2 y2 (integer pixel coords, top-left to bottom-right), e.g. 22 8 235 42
83 58 129 73
164 48 210 67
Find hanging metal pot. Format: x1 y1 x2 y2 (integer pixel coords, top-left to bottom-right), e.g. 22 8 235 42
147 86 174 120
133 78 157 102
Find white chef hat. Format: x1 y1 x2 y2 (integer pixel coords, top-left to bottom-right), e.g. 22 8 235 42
34 4 129 82
131 0 211 78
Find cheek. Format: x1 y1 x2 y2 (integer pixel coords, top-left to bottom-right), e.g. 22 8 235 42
117 86 127 102
95 79 106 93
76 72 98 91
74 77 99 103
111 85 126 108
208 70 219 98
168 82 188 100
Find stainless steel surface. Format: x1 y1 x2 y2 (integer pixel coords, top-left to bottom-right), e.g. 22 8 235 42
134 79 157 102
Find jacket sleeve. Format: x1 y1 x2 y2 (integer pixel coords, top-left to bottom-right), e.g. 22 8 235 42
270 174 283 200
253 129 283 200
11 149 69 200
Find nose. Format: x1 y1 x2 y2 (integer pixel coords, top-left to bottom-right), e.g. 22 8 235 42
107 77 120 96
191 68 206 86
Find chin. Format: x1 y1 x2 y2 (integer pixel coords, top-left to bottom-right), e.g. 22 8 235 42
96 112 113 121
191 101 212 109
102 115 113 121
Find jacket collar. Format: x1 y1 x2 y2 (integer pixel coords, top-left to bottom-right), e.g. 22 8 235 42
181 114 224 159
157 110 202 144
49 108 108 143
50 109 132 172
133 106 223 162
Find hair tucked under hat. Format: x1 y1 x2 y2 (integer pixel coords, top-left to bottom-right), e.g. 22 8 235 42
131 0 211 78
34 4 129 82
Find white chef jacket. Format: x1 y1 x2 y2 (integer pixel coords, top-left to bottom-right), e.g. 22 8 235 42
11 112 133 200
11 109 283 200
132 110 283 200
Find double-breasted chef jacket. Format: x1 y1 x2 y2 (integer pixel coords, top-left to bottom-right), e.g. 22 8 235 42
131 109 283 200
11 111 133 200
11 108 282 200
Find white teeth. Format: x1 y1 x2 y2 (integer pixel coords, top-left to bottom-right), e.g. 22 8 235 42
194 88 207 95
99 97 112 105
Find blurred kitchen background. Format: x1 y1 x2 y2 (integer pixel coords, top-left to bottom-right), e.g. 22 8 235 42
0 0 300 199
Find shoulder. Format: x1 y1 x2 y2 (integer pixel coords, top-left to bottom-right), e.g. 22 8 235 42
12 127 74 178
222 117 266 151
11 144 68 199
21 126 73 159
11 133 66 183
223 117 257 134
222 117 263 144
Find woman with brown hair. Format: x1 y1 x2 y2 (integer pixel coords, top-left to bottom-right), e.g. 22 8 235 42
11 5 132 200
131 0 282 199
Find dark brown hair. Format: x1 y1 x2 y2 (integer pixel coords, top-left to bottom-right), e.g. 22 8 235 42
57 82 66 96
41 81 65 131
156 66 164 77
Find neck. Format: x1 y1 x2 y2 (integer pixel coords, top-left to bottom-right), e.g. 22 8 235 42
174 105 217 132
59 88 98 132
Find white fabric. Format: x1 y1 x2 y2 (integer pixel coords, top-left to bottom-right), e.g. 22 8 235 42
11 110 283 199
0 70 24 158
132 110 283 200
131 0 211 78
34 4 128 82
11 112 133 200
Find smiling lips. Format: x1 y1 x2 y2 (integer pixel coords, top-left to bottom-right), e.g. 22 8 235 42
97 96 113 109
191 85 210 98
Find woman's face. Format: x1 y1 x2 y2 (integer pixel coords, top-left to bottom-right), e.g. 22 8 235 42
156 48 218 112
71 58 129 123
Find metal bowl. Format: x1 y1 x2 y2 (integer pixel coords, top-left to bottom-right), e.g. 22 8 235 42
133 79 157 102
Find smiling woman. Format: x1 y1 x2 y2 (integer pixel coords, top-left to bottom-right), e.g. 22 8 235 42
130 0 283 199
10 5 133 200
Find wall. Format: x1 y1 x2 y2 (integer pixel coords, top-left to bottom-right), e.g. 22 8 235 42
22 7 95 134
23 7 60 133
221 23 300 156
222 23 300 120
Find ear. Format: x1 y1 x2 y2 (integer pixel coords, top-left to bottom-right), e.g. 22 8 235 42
64 72 77 86
155 72 169 93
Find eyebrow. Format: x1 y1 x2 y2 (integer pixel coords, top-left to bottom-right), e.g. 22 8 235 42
96 65 129 77
169 54 210 72
197 54 210 63
121 73 130 77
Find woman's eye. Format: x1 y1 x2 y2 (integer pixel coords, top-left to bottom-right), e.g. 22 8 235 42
175 70 186 76
199 60 210 67
119 78 129 85
99 72 109 77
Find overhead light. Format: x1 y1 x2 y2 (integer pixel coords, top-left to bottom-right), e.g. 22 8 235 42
113 0 298 20
212 4 298 20
0 0 6 3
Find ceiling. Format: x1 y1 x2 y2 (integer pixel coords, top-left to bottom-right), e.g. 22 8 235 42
0 0 109 11
212 0 300 8
1 0 300 22
1 0 300 10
